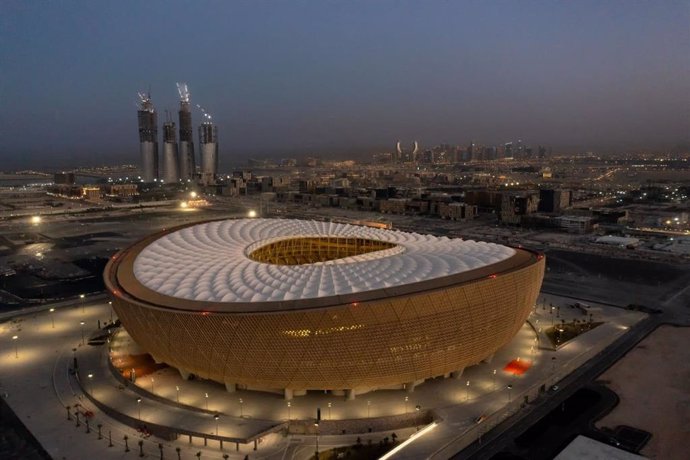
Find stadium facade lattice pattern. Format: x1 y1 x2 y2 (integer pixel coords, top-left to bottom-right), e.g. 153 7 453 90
105 218 544 395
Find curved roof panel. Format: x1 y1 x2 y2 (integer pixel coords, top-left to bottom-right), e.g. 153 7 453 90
132 218 515 303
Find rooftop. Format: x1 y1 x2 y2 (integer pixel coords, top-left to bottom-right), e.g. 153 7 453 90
130 218 515 305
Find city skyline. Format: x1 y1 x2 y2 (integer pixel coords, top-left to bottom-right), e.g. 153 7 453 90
1 1 688 170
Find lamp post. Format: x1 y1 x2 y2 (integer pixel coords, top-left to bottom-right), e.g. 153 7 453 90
404 396 409 414
12 335 18 358
176 385 180 403
50 308 55 328
492 369 497 390
108 301 113 323
214 414 220 435
80 293 85 313
205 392 209 410
367 400 371 418
87 373 94 396
287 401 291 420
80 321 85 345
328 402 332 420
466 380 470 401
507 384 513 403
151 377 155 394
239 397 244 417
137 397 142 420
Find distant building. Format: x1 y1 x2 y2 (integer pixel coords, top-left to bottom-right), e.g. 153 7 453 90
395 140 420 163
161 120 180 183
538 189 572 213
137 93 159 182
500 192 539 224
82 186 101 201
177 83 196 181
105 184 138 198
439 202 477 220
556 215 595 233
199 120 218 185
380 198 409 214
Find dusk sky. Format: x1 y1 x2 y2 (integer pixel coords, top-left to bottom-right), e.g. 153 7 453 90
1 1 688 169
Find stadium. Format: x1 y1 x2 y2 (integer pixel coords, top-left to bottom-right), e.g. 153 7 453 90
104 218 545 399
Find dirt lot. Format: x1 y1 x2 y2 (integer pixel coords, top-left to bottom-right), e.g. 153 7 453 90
596 325 690 459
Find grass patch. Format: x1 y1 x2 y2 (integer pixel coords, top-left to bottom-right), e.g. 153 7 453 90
545 320 603 347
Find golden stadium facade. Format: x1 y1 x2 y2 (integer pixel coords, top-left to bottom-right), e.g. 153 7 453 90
105 218 544 398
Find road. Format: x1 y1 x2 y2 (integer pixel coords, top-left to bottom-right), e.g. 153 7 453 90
456 313 665 459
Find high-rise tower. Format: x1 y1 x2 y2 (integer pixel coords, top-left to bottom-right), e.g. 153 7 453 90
198 111 218 185
137 93 158 182
176 83 195 180
162 116 180 183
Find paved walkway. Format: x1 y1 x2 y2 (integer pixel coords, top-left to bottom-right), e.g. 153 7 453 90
0 294 646 459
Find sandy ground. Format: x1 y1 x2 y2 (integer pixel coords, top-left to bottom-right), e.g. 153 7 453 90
596 325 690 459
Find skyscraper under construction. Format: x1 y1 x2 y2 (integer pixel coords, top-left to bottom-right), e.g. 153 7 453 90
199 114 218 185
176 83 196 180
137 93 158 182
161 118 180 183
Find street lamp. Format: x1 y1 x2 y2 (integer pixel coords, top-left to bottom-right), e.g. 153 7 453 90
239 397 244 417
150 377 155 394
80 321 85 345
214 414 220 435
12 335 18 358
108 301 113 323
80 293 85 313
87 373 94 395
466 380 470 401
50 308 55 328
136 397 142 420
404 396 409 414
205 392 209 410
492 369 497 390
176 385 180 403
328 402 332 420
287 401 291 420
507 384 513 402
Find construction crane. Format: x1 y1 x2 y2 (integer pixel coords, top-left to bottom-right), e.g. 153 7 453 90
137 91 154 111
176 82 190 103
196 103 212 121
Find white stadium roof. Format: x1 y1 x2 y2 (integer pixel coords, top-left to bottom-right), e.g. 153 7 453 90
132 218 515 303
